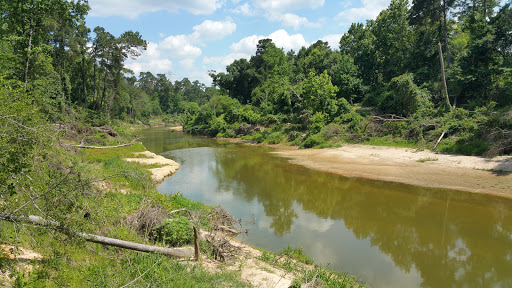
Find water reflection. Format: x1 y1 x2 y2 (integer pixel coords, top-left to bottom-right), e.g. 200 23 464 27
144 128 512 288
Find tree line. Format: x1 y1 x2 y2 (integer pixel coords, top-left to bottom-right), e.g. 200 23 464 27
192 0 512 155
0 0 511 155
0 0 215 124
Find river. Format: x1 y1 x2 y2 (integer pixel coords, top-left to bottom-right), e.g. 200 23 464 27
142 127 512 288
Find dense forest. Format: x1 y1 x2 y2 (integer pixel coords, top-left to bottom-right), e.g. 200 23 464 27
1 0 511 157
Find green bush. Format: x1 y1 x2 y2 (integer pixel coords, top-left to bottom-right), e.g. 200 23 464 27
266 131 284 144
301 134 325 148
152 216 194 247
320 124 343 140
242 132 265 143
309 112 327 134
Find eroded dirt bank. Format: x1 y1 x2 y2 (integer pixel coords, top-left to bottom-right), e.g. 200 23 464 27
274 144 512 198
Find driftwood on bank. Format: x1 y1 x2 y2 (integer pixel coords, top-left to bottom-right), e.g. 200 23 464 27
433 131 446 151
69 138 139 149
0 213 194 258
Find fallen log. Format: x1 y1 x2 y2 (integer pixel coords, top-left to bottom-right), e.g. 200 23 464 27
0 214 194 258
69 138 139 149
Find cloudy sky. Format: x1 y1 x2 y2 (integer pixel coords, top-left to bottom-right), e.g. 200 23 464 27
86 0 391 84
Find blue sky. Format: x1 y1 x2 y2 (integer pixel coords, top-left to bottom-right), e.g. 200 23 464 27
85 0 391 84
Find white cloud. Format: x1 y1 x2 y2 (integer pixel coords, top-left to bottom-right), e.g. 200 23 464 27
160 35 202 58
125 42 173 75
180 59 196 70
126 19 236 81
204 52 252 66
190 20 237 41
253 0 324 12
250 0 322 30
230 35 263 54
229 30 307 56
336 0 391 25
268 29 308 52
320 34 343 50
88 0 223 18
279 13 320 29
231 3 255 16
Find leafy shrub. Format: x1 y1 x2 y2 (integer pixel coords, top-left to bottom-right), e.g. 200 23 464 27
242 132 265 143
378 73 433 116
152 216 194 247
320 124 343 140
301 134 325 148
286 131 303 142
239 105 262 124
266 132 284 144
309 112 326 134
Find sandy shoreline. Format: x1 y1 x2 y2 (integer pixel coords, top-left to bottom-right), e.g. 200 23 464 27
125 151 180 183
273 144 512 198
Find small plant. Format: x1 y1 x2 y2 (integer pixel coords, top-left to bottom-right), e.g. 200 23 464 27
152 216 194 247
279 245 313 265
417 157 438 163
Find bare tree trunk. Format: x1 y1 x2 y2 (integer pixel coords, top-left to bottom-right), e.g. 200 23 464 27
0 214 194 258
438 43 451 110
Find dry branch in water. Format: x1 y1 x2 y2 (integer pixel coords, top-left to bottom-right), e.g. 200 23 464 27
0 214 194 258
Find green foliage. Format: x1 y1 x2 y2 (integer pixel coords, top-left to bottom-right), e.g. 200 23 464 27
241 132 266 143
152 217 194 247
280 245 313 265
0 76 47 196
302 71 339 117
301 134 325 148
309 112 327 134
265 131 284 144
170 193 211 212
378 73 433 116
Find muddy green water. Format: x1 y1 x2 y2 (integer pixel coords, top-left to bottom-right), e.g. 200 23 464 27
142 127 512 288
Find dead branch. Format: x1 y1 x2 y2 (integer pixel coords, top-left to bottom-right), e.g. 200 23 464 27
372 114 409 122
68 138 139 149
433 131 446 151
0 214 194 258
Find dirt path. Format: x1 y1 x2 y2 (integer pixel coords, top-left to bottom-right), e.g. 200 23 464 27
274 144 512 198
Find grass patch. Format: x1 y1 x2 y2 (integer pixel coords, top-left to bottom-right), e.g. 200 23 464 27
258 245 366 287
417 157 438 163
358 136 417 148
81 143 147 163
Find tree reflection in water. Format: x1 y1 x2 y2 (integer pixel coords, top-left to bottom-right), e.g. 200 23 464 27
145 128 512 287
210 144 512 287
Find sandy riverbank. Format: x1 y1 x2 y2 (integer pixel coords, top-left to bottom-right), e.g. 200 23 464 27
125 151 180 183
273 144 512 198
